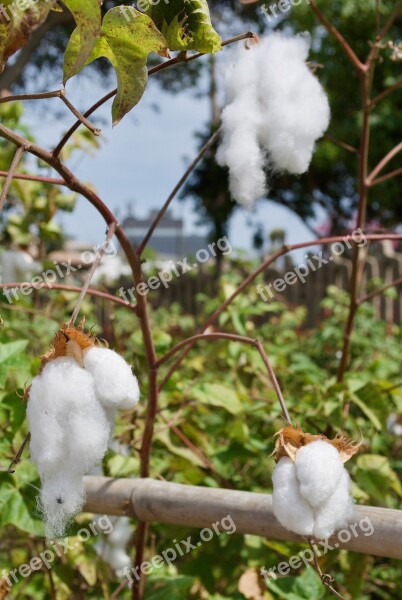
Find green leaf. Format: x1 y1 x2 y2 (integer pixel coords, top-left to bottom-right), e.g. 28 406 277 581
64 7 167 125
0 340 28 366
348 391 382 431
146 0 221 53
356 454 402 502
62 0 102 82
190 382 244 415
145 575 196 600
0 478 44 536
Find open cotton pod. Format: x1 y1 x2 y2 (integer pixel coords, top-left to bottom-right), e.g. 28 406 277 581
27 322 140 537
271 426 361 540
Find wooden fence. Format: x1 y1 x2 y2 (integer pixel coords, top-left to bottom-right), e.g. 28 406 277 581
140 241 402 327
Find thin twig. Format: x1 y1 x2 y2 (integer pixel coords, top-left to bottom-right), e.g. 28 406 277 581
0 146 25 212
0 89 101 137
59 90 101 137
309 1 367 74
324 133 359 154
157 233 402 391
52 31 256 158
367 141 402 183
0 282 137 312
369 166 402 186
307 539 348 600
136 128 221 256
0 171 67 186
8 433 31 474
357 276 402 304
68 222 117 326
370 78 402 107
156 332 291 424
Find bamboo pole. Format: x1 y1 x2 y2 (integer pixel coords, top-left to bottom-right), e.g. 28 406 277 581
84 477 402 560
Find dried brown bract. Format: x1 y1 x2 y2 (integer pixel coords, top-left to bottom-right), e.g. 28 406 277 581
272 425 362 463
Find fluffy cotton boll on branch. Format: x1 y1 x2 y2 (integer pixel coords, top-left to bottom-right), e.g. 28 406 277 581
27 356 111 537
295 440 343 507
272 440 355 540
272 457 314 536
217 33 330 207
83 347 140 410
313 469 353 540
217 44 267 207
257 33 330 174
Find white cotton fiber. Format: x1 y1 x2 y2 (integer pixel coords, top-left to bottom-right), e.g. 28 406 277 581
271 441 354 540
272 457 315 536
40 473 86 538
27 357 111 537
257 34 330 174
218 33 330 206
94 516 133 577
295 440 343 507
313 469 353 540
83 347 140 410
216 47 267 207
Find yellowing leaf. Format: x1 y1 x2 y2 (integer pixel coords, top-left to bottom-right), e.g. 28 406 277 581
64 7 167 125
62 0 102 82
146 0 221 53
0 0 54 73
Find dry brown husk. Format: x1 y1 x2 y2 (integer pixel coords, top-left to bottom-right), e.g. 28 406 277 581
272 425 362 464
40 319 98 371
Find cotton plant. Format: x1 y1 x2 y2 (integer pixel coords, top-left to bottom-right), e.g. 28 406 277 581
27 323 140 538
217 32 331 207
271 427 361 540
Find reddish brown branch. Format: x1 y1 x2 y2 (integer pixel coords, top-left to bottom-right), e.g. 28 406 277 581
0 282 137 311
357 276 402 305
0 171 67 186
324 133 359 154
0 89 101 137
309 1 367 74
157 332 291 423
367 141 402 184
371 78 402 107
369 166 402 186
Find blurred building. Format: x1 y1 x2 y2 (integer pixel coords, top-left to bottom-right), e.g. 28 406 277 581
121 208 207 259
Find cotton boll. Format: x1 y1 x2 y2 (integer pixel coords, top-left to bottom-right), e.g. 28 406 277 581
272 457 314 536
94 516 134 577
83 347 140 410
106 516 133 547
295 440 343 507
257 33 330 174
218 33 330 207
217 44 267 207
313 469 354 540
98 545 132 577
28 356 111 536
